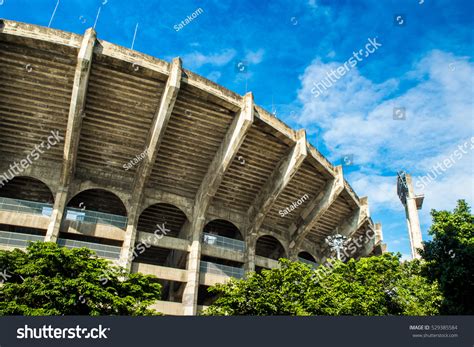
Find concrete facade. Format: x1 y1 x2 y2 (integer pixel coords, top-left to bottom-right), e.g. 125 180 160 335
0 20 385 315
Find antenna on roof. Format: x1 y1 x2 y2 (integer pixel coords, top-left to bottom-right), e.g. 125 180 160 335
271 95 277 117
93 6 101 29
131 23 139 50
48 0 60 28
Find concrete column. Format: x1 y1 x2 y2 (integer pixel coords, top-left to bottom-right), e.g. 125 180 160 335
181 92 254 315
374 222 383 244
403 174 424 259
44 188 68 242
247 129 307 236
406 197 423 259
337 196 369 238
45 27 96 242
288 248 299 261
118 207 139 270
118 57 182 269
182 218 204 316
289 165 344 250
244 233 257 273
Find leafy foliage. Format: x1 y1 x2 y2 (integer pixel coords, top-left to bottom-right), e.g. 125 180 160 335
420 200 474 314
0 242 161 316
203 254 441 316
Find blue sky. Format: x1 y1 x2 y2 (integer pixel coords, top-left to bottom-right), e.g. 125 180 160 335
1 0 473 259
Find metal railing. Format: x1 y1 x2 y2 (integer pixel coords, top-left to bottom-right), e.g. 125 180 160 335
200 260 244 279
0 230 44 248
57 238 121 259
202 233 245 252
64 207 127 229
0 197 52 217
298 257 318 268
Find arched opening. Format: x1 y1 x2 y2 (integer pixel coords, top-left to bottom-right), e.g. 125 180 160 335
202 219 244 251
256 235 286 260
132 203 189 303
298 251 318 268
58 189 127 259
298 251 316 262
137 203 187 238
0 176 54 248
200 219 245 295
0 176 54 203
68 189 127 217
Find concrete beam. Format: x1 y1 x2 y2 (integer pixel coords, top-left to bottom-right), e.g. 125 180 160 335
289 166 344 250
149 301 184 316
357 226 377 258
254 255 280 269
374 222 383 244
201 243 245 263
0 19 83 49
119 57 183 269
45 27 96 242
338 196 370 238
199 272 232 287
131 263 188 283
136 232 190 252
193 92 254 219
247 129 307 235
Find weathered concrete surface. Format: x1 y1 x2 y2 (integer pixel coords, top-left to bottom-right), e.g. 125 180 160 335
289 165 344 250
0 21 384 316
45 28 96 242
119 57 183 269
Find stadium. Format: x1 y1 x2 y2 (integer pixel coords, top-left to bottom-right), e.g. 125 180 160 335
0 20 385 315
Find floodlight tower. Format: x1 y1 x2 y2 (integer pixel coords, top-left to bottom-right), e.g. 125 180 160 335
397 171 424 259
325 234 348 260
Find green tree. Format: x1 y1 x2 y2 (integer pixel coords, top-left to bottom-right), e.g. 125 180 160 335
203 254 441 316
0 242 161 316
420 199 474 315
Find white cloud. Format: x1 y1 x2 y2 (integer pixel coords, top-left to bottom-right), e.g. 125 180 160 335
181 49 236 69
245 49 265 65
346 171 403 213
296 50 474 214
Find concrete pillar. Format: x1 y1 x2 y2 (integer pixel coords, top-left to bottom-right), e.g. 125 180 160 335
244 233 257 273
247 129 307 236
193 92 254 217
44 27 96 242
288 248 299 262
118 57 182 269
181 93 254 315
374 222 383 244
405 196 423 259
182 218 204 315
44 188 68 242
289 165 344 250
399 174 424 259
118 207 139 270
337 196 369 238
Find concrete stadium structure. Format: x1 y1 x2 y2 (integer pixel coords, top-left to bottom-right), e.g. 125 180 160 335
0 20 385 315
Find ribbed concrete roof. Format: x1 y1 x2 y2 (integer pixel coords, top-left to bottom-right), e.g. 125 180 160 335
0 19 380 257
